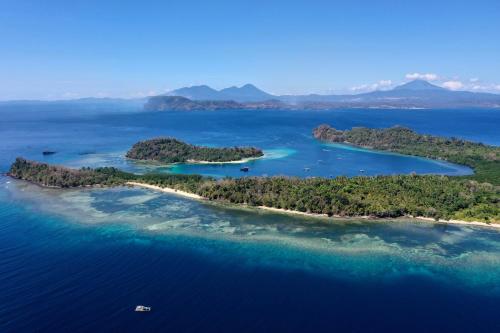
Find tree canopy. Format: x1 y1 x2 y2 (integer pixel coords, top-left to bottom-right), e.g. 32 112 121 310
126 137 263 163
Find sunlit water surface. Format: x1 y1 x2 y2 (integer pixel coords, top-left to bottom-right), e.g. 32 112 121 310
0 107 499 332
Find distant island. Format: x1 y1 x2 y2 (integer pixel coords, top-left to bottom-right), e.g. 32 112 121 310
126 137 264 163
143 80 500 110
144 95 289 111
3 80 500 111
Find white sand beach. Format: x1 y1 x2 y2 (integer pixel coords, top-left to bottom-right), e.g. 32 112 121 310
126 181 499 230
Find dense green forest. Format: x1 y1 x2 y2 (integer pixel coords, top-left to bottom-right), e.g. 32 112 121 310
126 137 263 163
9 157 499 223
8 157 134 187
313 124 500 185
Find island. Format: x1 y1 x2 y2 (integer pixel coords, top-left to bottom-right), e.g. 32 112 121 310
144 96 289 111
8 138 499 224
126 137 264 163
313 124 500 185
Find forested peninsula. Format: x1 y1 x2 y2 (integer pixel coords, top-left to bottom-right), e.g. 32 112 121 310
8 152 499 224
126 137 263 163
313 124 500 185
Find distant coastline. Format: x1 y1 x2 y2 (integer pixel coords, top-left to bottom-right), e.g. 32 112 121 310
143 80 500 111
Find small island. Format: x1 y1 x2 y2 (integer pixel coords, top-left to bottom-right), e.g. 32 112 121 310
126 137 264 163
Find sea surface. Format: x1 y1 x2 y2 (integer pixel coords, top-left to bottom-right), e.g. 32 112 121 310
0 106 499 332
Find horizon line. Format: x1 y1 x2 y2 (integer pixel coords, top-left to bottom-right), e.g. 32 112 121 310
3 79 500 102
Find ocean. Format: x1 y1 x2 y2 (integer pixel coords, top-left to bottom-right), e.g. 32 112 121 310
0 106 499 332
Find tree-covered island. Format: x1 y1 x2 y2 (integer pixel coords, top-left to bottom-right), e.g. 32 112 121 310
313 124 500 185
126 137 264 163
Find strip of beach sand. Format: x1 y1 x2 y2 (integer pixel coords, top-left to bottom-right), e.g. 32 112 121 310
126 181 500 230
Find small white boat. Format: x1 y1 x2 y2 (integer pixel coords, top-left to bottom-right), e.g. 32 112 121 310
135 305 151 312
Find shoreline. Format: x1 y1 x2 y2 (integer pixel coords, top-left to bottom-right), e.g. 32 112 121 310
186 155 263 164
413 216 500 230
129 155 263 166
125 182 204 200
125 181 500 230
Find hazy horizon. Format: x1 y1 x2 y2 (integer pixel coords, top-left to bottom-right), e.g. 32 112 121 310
3 79 500 102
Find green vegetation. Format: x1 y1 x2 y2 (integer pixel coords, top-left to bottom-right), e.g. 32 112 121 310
8 157 134 188
8 126 500 223
8 157 499 223
190 176 499 222
126 137 263 163
313 124 500 185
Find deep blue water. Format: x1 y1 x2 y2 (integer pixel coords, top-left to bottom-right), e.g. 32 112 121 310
4 107 497 176
0 106 499 332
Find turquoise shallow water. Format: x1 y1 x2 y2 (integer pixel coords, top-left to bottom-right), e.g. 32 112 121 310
0 107 499 332
4 176 500 290
1 175 500 332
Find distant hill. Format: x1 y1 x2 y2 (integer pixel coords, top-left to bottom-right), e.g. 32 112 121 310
219 84 275 102
167 84 274 102
147 80 500 110
4 80 499 111
168 85 221 101
393 79 446 91
165 80 500 109
280 80 500 108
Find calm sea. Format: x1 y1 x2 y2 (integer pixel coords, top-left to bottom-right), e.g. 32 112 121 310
0 106 499 332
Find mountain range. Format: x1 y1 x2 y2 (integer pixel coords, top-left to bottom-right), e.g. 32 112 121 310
2 80 500 111
167 83 274 102
160 80 500 109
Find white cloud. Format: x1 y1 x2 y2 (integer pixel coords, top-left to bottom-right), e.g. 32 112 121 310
350 80 393 93
469 78 479 83
405 73 439 81
350 84 370 92
463 82 500 93
378 80 392 87
442 81 463 90
128 90 159 98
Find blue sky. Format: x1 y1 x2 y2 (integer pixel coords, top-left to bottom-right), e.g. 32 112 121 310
1 0 499 100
